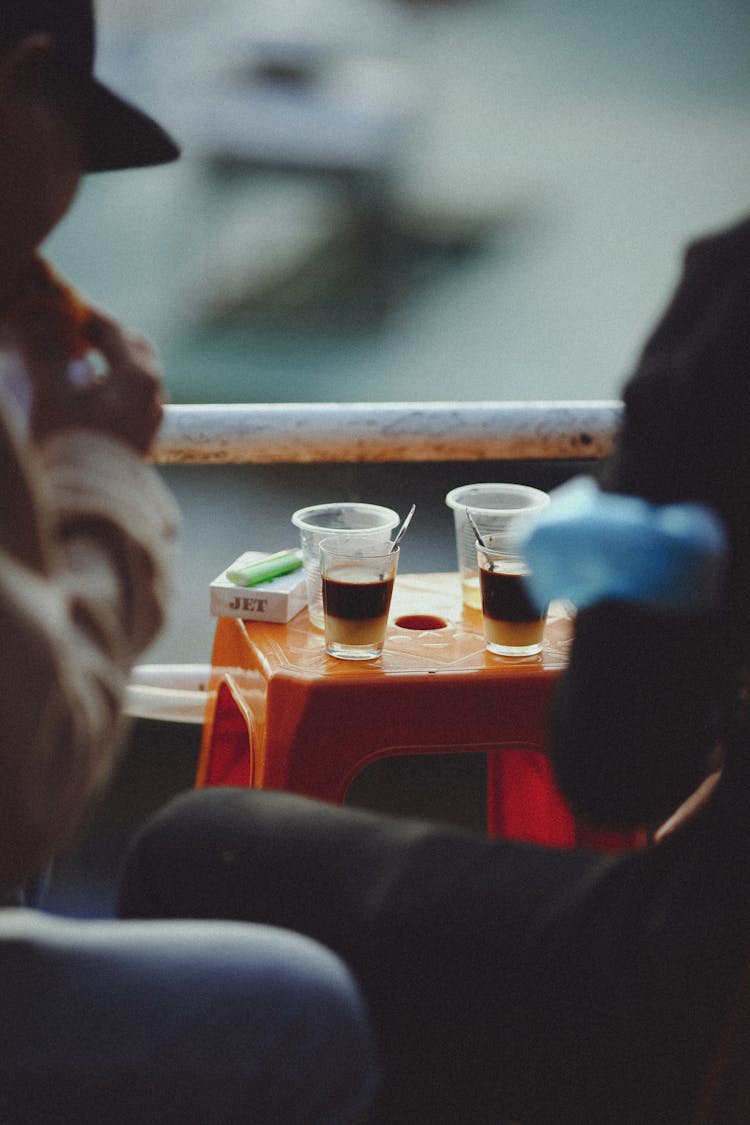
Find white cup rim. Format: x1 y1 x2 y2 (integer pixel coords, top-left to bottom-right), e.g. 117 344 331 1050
319 535 399 562
292 502 400 532
445 483 549 516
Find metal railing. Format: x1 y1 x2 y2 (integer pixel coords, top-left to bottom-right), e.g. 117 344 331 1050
154 400 623 465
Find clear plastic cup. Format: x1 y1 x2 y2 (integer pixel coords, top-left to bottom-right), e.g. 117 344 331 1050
292 502 400 628
445 483 550 608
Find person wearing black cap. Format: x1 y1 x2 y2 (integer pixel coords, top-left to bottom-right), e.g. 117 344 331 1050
118 211 750 1125
0 0 179 172
0 3 377 1122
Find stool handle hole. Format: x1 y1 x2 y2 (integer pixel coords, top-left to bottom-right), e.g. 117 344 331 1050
394 614 448 631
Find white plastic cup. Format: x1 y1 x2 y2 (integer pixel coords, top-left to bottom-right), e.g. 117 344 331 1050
291 502 400 629
445 483 550 609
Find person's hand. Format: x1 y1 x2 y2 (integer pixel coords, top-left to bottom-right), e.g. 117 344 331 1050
653 768 723 843
25 307 166 456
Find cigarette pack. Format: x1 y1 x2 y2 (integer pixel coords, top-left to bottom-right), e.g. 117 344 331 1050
210 551 308 623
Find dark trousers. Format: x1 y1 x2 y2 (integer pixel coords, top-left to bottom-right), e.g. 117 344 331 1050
118 785 749 1125
0 905 375 1124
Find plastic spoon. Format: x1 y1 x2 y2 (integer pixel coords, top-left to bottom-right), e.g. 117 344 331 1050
465 507 487 548
391 504 416 552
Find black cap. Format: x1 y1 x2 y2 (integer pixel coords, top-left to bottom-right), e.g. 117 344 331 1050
1 0 180 172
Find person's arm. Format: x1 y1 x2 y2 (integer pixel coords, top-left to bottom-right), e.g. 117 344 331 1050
547 218 750 832
548 601 723 831
0 307 178 894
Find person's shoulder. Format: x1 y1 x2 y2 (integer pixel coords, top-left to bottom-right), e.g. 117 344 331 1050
684 213 750 269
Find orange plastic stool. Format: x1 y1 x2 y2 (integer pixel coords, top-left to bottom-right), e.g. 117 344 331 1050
197 573 638 850
487 750 644 850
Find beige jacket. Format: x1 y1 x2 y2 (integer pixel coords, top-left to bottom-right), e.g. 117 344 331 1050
0 388 179 895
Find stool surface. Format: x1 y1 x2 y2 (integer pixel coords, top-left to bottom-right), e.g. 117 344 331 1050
222 572 572 681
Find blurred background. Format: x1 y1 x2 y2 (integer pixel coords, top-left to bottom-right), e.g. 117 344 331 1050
48 0 750 406
40 0 750 912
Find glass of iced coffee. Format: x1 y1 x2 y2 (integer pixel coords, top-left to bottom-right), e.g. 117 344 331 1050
292 503 400 629
477 533 547 657
319 534 399 660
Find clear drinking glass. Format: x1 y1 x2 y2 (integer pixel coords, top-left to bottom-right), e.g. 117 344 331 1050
292 502 400 629
477 532 548 657
319 533 399 660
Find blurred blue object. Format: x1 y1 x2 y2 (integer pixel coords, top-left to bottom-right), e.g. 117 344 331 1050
520 476 728 614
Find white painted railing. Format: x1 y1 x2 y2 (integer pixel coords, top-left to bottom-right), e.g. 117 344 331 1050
154 400 623 464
